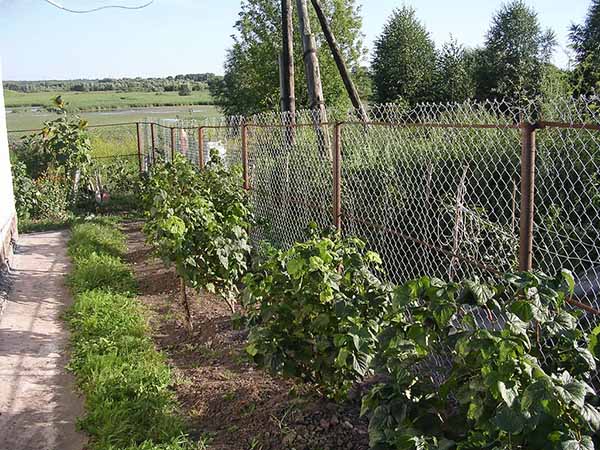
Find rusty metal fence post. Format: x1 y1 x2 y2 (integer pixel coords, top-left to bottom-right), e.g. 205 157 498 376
150 122 156 163
170 127 176 161
136 122 143 173
198 127 205 169
333 122 342 232
518 122 538 271
241 123 250 190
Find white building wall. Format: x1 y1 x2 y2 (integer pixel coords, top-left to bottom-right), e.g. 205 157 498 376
0 63 17 268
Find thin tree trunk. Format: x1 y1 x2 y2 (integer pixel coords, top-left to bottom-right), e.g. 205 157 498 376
180 277 193 331
448 166 468 281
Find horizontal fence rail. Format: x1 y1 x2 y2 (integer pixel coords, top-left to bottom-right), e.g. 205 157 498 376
19 100 589 319
8 99 600 383
137 100 600 324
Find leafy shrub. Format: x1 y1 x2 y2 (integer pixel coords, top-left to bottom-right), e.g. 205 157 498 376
142 151 253 312
69 253 136 295
96 158 140 195
362 271 600 450
243 226 392 399
9 99 97 223
69 222 127 259
30 172 72 221
10 154 37 221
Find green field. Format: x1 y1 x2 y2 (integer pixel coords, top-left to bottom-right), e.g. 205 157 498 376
6 103 222 158
4 89 213 111
6 104 221 131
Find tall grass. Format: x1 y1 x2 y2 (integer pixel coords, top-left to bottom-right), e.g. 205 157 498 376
66 220 194 450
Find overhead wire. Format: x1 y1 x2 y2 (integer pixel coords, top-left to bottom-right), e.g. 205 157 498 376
42 0 154 14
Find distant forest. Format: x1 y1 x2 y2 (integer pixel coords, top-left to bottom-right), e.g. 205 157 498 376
3 73 223 94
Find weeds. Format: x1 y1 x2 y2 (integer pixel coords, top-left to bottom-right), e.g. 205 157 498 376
66 219 195 450
69 253 136 295
69 221 127 259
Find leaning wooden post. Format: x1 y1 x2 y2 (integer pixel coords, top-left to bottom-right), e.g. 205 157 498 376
519 121 537 272
198 126 205 169
136 122 143 173
241 123 250 191
333 122 343 232
310 0 368 124
180 277 193 331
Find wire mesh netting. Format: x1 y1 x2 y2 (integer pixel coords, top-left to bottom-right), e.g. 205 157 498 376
139 100 600 304
140 98 600 384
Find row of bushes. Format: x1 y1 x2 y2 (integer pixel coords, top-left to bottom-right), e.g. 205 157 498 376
142 155 600 449
66 219 195 450
244 230 600 449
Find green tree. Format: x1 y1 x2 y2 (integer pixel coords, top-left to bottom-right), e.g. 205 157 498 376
434 38 476 103
476 0 556 101
371 7 436 105
569 0 600 95
212 0 366 116
178 83 192 96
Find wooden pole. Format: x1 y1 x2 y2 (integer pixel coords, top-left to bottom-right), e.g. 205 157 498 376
170 127 175 161
150 122 156 163
310 0 368 123
180 277 193 331
296 0 330 157
281 0 296 118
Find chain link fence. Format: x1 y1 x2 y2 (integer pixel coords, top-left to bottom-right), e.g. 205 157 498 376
8 122 142 209
140 97 600 339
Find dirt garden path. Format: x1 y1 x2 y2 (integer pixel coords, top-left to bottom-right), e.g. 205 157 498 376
0 230 87 450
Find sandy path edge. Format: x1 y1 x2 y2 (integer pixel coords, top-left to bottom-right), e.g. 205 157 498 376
0 230 87 450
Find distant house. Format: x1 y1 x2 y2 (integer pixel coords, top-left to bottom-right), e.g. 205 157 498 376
0 65 17 270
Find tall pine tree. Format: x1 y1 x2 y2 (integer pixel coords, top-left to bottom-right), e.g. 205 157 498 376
371 7 436 106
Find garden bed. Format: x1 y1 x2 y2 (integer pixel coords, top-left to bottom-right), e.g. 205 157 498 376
122 221 370 450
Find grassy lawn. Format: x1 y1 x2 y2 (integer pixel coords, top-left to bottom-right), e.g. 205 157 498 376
4 89 213 110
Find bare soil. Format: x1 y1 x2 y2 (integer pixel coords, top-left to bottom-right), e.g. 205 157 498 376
122 222 370 450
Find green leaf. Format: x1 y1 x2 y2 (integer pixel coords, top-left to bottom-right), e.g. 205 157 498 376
335 348 350 368
493 405 524 434
314 313 330 329
560 269 576 294
561 380 587 408
246 343 258 357
498 381 518 407
286 258 304 278
561 436 594 450
581 403 600 431
462 280 495 306
510 300 534 322
433 304 456 328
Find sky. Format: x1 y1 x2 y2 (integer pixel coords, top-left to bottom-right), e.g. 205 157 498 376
0 0 592 81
